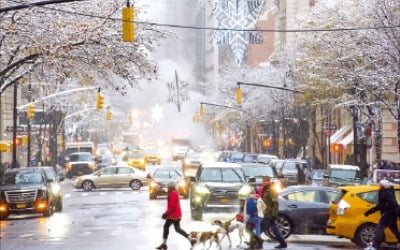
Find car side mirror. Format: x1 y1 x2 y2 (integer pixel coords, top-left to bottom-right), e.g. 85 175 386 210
323 174 329 179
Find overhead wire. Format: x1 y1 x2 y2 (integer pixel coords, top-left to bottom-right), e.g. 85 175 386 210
3 0 400 33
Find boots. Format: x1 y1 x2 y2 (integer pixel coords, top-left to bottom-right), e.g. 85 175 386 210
155 243 167 250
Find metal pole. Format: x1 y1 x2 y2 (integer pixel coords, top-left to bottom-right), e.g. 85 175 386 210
27 83 32 167
353 105 359 165
12 79 18 168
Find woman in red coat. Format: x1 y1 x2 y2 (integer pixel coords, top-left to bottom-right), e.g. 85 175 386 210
156 181 190 250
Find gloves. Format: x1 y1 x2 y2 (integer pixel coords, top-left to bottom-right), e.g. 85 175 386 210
162 213 167 220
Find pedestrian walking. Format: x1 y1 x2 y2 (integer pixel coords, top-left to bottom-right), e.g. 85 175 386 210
260 176 287 249
296 163 305 185
244 188 263 249
155 181 192 250
364 179 400 249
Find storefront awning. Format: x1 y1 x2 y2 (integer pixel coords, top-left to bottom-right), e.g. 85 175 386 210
330 125 351 143
339 132 354 146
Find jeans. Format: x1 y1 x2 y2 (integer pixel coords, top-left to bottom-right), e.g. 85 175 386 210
373 213 400 248
260 217 286 245
163 219 189 240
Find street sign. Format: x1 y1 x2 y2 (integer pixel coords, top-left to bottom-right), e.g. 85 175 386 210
6 126 24 132
322 124 337 130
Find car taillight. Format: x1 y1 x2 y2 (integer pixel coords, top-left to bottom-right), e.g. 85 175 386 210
336 199 350 215
146 173 152 179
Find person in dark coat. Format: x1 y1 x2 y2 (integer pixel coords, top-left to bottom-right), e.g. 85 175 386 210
260 176 287 249
296 163 305 185
156 181 191 250
364 179 400 249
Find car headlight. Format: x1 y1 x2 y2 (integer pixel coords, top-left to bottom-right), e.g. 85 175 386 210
272 181 283 192
150 181 159 188
195 185 210 194
51 183 61 195
140 159 145 164
238 185 253 197
177 180 187 188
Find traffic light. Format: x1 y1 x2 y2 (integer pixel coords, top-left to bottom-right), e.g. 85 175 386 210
96 93 104 109
14 136 23 146
106 110 112 120
122 6 135 42
214 120 221 134
27 104 35 119
332 143 343 153
129 113 133 124
236 86 243 104
199 104 205 116
263 139 272 148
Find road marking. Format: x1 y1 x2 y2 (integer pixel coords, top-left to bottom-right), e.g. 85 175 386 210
100 192 107 195
64 194 71 198
81 193 89 196
116 192 123 195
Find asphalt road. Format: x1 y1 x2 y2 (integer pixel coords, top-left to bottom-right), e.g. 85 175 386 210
0 164 361 250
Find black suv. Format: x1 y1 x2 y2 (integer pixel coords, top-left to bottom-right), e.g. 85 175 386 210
0 168 56 220
189 162 251 220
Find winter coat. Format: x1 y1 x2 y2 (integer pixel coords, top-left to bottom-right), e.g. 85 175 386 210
257 198 266 218
366 187 398 217
165 190 182 220
261 184 279 220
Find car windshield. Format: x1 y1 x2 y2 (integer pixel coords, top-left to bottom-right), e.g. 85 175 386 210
313 171 326 180
243 155 257 162
69 153 92 161
284 162 297 170
0 171 43 185
231 152 244 159
145 150 157 155
242 165 275 177
186 152 200 159
154 169 182 179
129 154 144 159
199 168 244 182
331 169 360 179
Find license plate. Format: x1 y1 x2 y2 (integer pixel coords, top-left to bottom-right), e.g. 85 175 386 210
219 198 229 203
78 171 83 175
17 203 26 208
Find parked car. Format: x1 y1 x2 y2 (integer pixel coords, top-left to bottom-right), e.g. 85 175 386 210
37 166 64 212
66 152 96 178
0 167 56 220
189 162 250 220
268 185 341 239
225 151 244 163
326 185 400 247
240 163 283 192
307 169 328 186
324 164 361 187
73 165 152 191
257 154 279 165
243 153 258 163
149 166 190 199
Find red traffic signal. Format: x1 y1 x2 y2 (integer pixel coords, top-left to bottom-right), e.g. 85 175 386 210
263 139 272 148
332 143 343 153
14 136 23 146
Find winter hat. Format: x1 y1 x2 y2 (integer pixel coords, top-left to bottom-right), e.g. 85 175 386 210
379 179 392 189
167 181 176 187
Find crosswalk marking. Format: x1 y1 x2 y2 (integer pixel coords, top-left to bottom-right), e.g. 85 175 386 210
63 190 144 198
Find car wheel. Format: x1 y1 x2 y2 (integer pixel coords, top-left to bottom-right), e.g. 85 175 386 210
43 201 54 217
130 179 142 190
355 223 376 247
191 206 203 221
0 213 9 220
82 180 94 191
266 215 292 239
55 198 63 212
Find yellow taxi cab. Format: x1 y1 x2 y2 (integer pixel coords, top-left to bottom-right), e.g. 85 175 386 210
127 151 146 170
144 149 161 165
326 185 400 247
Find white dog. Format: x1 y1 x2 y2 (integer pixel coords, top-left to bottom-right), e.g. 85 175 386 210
212 219 245 248
189 231 221 250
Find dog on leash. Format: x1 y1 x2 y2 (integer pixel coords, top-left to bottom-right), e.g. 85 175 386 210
189 231 222 250
212 218 245 248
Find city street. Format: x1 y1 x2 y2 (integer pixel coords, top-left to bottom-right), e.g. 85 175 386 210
0 165 359 250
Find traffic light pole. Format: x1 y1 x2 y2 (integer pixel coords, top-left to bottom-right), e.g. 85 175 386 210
12 79 18 168
27 83 32 167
